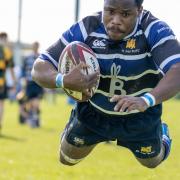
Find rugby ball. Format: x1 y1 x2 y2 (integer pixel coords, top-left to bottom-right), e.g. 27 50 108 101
58 41 99 102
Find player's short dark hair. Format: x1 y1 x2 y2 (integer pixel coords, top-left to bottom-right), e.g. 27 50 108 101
135 0 144 7
0 32 8 39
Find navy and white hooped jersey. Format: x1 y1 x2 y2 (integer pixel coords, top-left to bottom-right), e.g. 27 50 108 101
39 10 180 115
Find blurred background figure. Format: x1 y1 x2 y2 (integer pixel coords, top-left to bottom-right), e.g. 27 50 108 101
20 41 44 128
0 32 16 133
6 65 22 102
44 88 57 105
16 85 29 124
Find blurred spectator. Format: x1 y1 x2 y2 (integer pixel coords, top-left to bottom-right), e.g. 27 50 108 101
16 89 29 124
20 41 44 128
6 65 21 101
0 32 16 133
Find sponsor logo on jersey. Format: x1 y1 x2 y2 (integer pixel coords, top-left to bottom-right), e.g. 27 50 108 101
92 39 106 49
157 27 170 34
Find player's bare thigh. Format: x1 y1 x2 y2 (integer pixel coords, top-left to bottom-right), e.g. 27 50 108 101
136 145 165 168
60 136 97 166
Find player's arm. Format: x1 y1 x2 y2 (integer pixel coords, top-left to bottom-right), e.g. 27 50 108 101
110 64 180 113
110 63 180 112
111 63 180 112
31 58 57 88
9 67 17 86
149 63 180 104
31 58 99 93
32 18 99 92
110 21 180 113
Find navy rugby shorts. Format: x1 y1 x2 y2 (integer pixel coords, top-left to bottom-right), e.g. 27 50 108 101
63 102 162 159
26 81 44 100
0 86 7 100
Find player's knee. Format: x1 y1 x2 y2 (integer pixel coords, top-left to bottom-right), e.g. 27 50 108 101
59 149 83 166
59 155 77 166
137 148 164 169
138 157 162 169
140 161 160 169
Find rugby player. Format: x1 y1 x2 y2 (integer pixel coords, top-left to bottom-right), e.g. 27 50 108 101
0 32 16 132
22 42 44 127
31 0 180 168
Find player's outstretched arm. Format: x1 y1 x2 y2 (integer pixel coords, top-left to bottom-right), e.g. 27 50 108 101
110 63 180 113
32 58 99 92
149 62 180 104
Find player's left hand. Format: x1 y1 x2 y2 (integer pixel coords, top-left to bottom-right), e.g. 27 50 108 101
110 95 149 112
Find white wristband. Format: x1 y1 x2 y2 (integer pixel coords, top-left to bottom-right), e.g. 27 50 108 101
141 93 156 107
55 73 64 88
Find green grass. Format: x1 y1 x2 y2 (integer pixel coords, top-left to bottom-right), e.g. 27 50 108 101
0 95 180 180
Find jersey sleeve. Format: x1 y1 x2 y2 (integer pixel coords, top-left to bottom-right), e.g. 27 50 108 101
145 20 180 73
39 21 85 70
39 12 101 70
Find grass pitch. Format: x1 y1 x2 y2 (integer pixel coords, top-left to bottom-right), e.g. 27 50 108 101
0 95 180 180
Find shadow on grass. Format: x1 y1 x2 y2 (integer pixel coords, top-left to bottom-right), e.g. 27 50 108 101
0 134 27 142
40 126 58 133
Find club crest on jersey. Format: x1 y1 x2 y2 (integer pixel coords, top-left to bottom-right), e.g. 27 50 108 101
92 39 106 49
126 39 136 49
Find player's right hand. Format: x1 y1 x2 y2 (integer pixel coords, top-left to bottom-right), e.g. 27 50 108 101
63 62 100 94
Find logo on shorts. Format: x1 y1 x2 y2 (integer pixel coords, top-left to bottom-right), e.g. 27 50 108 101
135 145 156 155
73 137 84 145
140 146 152 154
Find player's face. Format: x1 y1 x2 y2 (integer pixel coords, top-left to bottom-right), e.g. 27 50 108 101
103 0 142 41
0 37 8 45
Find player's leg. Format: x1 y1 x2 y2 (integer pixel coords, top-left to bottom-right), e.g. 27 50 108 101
136 144 165 168
31 84 43 127
0 100 4 131
26 82 42 127
30 98 41 127
136 123 172 168
60 135 96 166
16 90 28 124
59 107 106 166
0 88 6 132
18 103 27 124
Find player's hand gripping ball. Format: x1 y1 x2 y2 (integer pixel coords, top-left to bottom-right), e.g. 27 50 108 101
58 41 100 102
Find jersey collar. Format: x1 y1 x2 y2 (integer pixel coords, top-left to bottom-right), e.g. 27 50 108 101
122 16 140 40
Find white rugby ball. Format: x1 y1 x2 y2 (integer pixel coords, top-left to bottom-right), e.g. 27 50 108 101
58 41 99 102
